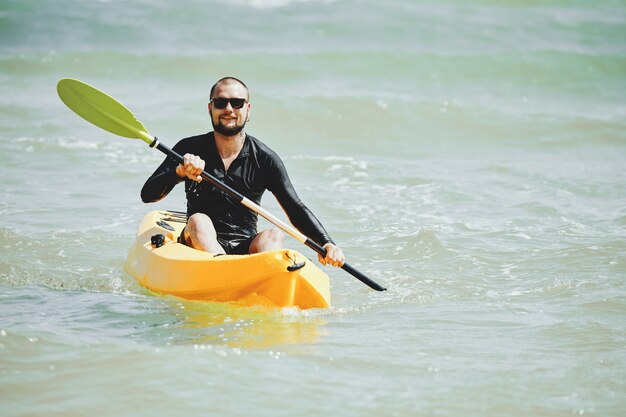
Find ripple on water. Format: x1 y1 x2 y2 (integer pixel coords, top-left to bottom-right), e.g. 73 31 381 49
0 227 135 293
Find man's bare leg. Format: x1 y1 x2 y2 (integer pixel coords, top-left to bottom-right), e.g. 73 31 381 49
184 213 226 254
249 227 285 253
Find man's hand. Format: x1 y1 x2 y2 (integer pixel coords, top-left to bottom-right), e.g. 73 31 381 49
176 153 205 182
318 242 345 267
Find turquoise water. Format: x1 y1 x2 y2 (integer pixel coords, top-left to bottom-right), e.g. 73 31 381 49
1 0 625 415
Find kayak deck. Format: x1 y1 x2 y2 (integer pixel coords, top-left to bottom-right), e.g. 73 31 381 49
124 210 331 309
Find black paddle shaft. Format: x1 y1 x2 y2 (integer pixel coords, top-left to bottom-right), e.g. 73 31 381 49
153 139 387 292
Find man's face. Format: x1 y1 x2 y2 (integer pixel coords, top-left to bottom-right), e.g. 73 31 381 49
209 82 250 137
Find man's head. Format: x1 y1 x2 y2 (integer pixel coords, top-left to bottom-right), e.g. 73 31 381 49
209 77 251 137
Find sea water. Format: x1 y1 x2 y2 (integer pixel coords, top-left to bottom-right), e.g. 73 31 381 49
1 0 625 415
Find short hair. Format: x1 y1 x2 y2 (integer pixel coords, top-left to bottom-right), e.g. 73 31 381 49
209 77 249 100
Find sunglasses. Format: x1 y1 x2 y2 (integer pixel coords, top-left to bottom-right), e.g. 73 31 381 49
211 97 248 109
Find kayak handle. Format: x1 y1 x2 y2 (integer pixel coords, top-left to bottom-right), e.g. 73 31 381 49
287 262 306 272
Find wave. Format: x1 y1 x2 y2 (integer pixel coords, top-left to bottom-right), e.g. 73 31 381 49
2 0 624 57
0 227 136 293
2 48 624 129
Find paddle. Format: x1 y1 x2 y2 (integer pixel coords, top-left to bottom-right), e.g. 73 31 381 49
57 78 387 292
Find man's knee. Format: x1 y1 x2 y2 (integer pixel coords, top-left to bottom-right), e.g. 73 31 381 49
184 213 225 254
187 213 214 232
264 227 285 243
185 213 218 242
250 227 285 253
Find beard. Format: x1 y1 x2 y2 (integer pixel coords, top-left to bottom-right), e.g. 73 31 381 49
212 117 246 137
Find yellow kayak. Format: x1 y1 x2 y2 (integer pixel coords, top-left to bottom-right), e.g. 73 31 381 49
124 210 331 309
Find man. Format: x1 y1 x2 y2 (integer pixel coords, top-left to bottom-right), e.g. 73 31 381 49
141 76 345 267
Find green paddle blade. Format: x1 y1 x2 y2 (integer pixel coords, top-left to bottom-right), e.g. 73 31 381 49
57 78 154 145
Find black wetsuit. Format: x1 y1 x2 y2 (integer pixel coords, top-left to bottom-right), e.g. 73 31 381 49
141 132 333 253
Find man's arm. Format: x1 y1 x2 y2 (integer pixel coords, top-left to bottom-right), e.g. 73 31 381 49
141 146 208 203
141 156 183 203
267 156 345 267
268 160 332 245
